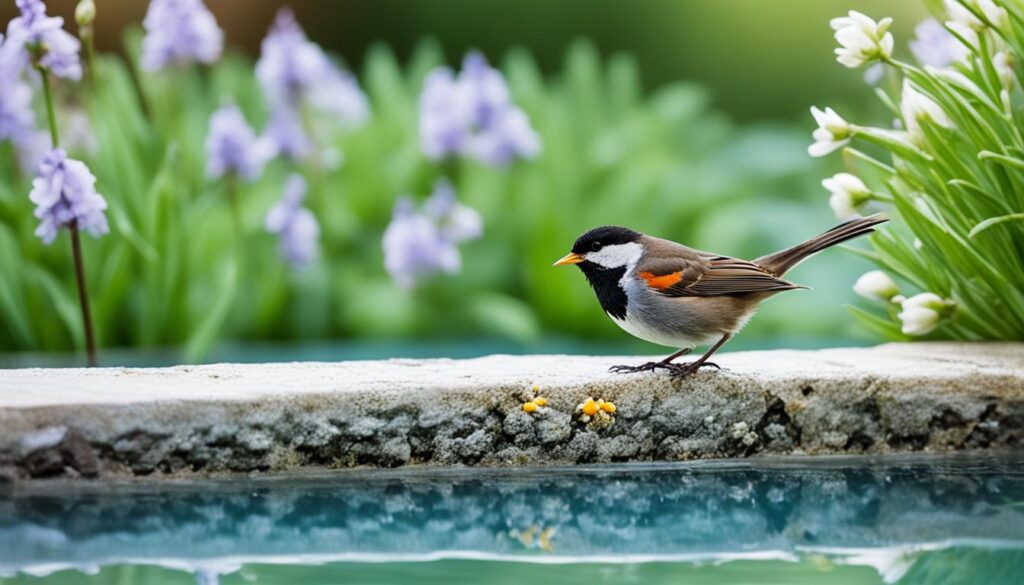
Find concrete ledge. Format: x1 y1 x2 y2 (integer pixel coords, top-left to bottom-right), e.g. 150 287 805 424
0 342 1022 481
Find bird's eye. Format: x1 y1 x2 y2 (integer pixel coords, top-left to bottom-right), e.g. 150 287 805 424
591 242 603 252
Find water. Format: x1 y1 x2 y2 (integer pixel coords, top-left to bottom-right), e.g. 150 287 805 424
1 454 1022 584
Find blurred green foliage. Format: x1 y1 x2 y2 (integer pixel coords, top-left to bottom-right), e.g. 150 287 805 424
0 33 879 360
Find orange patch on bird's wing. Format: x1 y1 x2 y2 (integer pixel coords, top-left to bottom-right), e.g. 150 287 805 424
639 271 683 290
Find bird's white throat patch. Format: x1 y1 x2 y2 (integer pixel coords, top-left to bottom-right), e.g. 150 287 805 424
586 242 643 270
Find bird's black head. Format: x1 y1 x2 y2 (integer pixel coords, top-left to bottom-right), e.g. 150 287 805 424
553 226 643 320
570 226 642 256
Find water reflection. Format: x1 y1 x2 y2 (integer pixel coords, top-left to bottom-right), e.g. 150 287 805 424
1 455 1022 584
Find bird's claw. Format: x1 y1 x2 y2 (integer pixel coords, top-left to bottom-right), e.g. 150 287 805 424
609 361 662 374
609 360 720 377
667 361 720 378
609 361 721 378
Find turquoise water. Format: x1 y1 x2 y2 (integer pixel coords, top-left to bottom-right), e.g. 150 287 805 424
1 455 1022 584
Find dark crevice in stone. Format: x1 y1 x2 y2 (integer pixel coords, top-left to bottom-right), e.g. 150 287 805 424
844 397 881 452
756 395 801 451
930 408 967 432
887 433 928 451
844 431 875 451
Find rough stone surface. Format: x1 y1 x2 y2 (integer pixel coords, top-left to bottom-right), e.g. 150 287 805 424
0 342 1021 481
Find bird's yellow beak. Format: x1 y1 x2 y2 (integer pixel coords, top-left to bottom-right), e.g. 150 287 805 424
553 252 584 266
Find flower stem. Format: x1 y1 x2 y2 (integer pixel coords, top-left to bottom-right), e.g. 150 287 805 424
69 221 97 366
39 68 60 148
82 26 97 89
226 173 242 242
40 67 99 367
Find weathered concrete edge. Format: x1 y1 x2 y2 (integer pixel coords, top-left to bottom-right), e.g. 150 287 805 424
1 342 1022 482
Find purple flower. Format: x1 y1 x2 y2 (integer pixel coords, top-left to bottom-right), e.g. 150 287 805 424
463 106 541 166
5 0 82 80
29 148 108 244
256 8 330 106
418 68 472 160
308 68 369 128
910 19 967 68
382 181 482 289
423 179 482 243
256 8 368 127
141 0 223 71
418 51 540 166
263 104 311 161
205 104 269 181
0 34 36 147
265 174 319 267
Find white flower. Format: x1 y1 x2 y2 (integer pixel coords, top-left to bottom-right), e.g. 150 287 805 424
830 10 894 68
854 271 899 301
808 106 853 157
900 80 953 143
994 51 1015 89
898 293 954 335
822 172 871 219
945 0 1007 31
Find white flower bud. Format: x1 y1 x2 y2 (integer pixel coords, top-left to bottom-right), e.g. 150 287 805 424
808 106 853 157
76 0 96 27
901 80 953 143
854 271 899 301
994 51 1015 89
822 172 871 219
898 293 954 335
830 11 895 68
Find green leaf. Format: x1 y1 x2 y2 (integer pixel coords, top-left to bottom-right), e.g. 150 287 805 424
0 225 34 347
467 293 541 344
969 213 1024 237
978 150 1024 171
846 305 906 340
184 257 238 363
26 263 84 349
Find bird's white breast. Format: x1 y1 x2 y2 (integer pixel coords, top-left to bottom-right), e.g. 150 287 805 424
608 311 704 349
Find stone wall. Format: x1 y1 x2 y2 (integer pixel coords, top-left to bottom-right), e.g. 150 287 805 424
1 343 1021 481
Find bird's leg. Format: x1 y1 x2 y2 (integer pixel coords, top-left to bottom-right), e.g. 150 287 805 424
669 334 732 378
609 347 692 374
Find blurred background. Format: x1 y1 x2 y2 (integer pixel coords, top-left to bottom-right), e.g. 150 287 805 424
0 0 927 121
0 0 930 366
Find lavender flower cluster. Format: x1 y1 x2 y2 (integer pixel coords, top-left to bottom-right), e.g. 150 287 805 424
265 174 319 267
29 148 108 244
141 0 223 71
0 32 36 151
4 0 81 79
382 180 482 289
419 52 540 166
205 104 270 182
0 1 107 246
255 8 368 162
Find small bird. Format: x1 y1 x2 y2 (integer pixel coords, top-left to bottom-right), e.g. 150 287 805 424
554 215 887 378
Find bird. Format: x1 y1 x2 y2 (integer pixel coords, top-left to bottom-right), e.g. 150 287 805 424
553 214 887 378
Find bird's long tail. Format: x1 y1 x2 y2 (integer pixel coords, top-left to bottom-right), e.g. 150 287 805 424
755 214 888 276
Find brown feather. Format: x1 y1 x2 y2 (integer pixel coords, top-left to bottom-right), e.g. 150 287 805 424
635 237 802 298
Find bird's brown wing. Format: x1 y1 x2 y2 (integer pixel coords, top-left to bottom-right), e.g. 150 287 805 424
638 255 803 297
